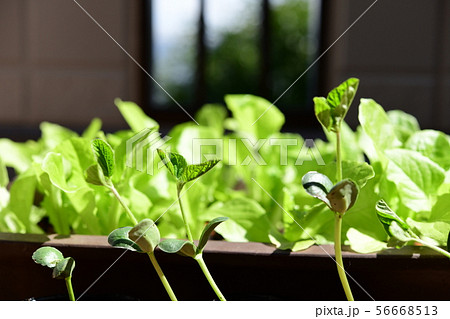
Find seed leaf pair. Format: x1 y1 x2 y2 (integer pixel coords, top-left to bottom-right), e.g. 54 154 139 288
32 246 75 280
158 217 228 256
314 78 359 132
157 149 220 187
302 171 358 214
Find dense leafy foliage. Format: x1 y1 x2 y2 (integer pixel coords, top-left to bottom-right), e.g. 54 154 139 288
1 87 449 254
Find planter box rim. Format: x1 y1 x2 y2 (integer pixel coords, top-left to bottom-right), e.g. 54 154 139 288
0 232 446 259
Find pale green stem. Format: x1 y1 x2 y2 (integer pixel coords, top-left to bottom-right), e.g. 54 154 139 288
336 129 342 181
334 213 354 301
177 184 194 243
195 253 226 301
109 184 138 225
65 276 75 301
413 238 450 259
148 252 178 301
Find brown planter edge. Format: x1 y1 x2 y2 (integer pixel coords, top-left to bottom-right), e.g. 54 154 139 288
0 232 449 301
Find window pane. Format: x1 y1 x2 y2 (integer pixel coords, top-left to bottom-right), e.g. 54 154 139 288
151 0 200 109
270 0 321 110
204 0 260 104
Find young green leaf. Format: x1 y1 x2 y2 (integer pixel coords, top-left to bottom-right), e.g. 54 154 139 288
157 149 220 184
115 98 159 133
157 149 187 181
182 160 221 183
197 217 228 253
313 97 332 132
385 149 445 212
195 104 228 134
91 139 115 178
41 152 80 193
388 221 414 243
32 247 64 268
375 199 409 234
85 164 109 187
359 99 402 154
82 117 102 140
405 130 450 170
301 171 334 208
225 94 285 138
52 257 75 280
387 110 420 143
326 179 359 214
158 239 197 258
108 226 143 252
128 219 160 253
314 78 359 132
342 161 375 189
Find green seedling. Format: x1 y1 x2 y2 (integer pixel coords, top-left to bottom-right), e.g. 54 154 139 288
376 200 450 258
157 149 228 301
86 139 177 301
303 78 360 301
2 85 449 263
32 246 76 301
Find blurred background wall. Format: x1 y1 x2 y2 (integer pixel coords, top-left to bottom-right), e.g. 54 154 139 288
0 0 448 141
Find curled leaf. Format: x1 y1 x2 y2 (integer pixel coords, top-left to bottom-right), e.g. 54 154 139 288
108 227 143 252
197 217 228 253
302 171 333 208
32 247 64 268
52 257 75 280
128 219 160 253
326 179 359 214
375 199 409 233
158 239 196 257
85 164 110 187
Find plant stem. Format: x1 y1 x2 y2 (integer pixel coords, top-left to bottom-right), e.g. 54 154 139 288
65 276 75 301
413 238 450 259
177 184 194 243
334 213 354 301
195 253 226 301
147 252 178 301
109 184 138 225
336 129 342 181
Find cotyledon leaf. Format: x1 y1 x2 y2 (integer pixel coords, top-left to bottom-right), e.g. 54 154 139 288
326 179 359 214
158 239 197 258
302 171 334 208
128 219 160 253
52 257 75 280
32 247 64 268
197 217 228 253
108 226 143 252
